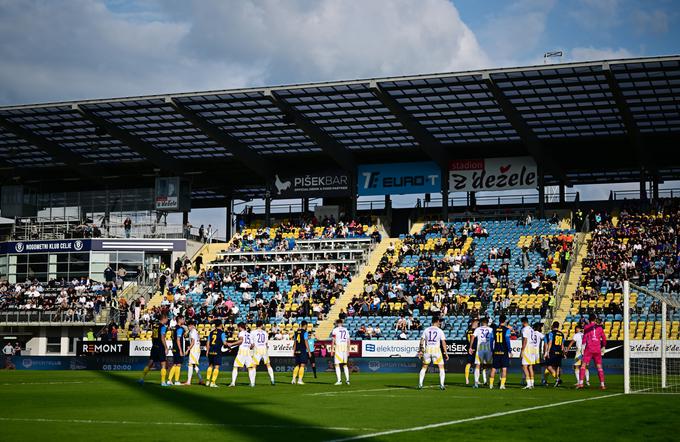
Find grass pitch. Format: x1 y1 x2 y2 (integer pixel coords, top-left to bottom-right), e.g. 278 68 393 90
0 370 677 441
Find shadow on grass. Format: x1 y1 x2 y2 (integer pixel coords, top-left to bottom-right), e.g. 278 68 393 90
96 371 348 442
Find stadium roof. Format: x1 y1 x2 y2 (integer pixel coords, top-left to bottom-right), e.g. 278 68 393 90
1 55 679 207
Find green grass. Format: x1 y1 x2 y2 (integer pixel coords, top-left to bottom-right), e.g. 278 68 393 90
0 370 677 441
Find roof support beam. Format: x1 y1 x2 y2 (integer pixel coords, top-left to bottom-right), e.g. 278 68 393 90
263 90 356 172
165 98 272 179
74 105 185 175
0 115 99 180
368 81 449 169
602 64 657 175
482 75 570 185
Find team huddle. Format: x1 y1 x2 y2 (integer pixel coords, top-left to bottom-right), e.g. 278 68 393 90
135 313 607 391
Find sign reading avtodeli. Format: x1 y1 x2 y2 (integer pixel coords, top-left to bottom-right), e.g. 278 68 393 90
449 157 537 192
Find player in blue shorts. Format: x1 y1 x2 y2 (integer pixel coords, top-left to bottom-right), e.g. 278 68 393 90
138 314 169 386
291 321 311 385
206 320 227 388
490 314 512 389
464 319 479 385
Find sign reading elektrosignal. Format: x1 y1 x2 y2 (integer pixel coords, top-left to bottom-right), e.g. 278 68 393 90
449 157 537 192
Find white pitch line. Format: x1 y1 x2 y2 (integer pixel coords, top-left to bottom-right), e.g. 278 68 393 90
0 417 373 431
326 393 624 442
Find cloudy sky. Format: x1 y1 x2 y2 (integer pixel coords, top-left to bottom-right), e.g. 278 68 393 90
0 0 678 234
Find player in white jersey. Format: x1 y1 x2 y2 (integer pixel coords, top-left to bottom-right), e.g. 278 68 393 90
229 322 256 387
565 324 589 386
520 317 537 388
251 321 275 385
417 316 448 390
469 317 493 388
184 320 204 385
331 319 351 385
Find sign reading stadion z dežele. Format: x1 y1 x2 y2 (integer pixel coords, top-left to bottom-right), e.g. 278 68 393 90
272 171 350 198
449 156 537 192
358 162 441 196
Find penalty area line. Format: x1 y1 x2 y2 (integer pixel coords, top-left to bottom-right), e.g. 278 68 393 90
305 386 438 396
326 393 623 442
0 417 374 432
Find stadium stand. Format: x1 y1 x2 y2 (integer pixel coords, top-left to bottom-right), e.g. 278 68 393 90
117 219 384 342
561 201 680 340
340 218 574 340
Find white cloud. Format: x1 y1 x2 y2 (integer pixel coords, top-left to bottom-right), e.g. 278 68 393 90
0 0 489 105
569 0 622 29
568 46 635 62
476 0 557 66
632 9 670 35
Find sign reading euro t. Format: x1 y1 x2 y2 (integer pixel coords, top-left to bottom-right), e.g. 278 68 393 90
271 171 350 198
154 177 191 212
358 162 441 196
449 156 537 192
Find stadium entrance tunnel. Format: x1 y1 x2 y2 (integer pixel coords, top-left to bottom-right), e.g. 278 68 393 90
96 371 348 441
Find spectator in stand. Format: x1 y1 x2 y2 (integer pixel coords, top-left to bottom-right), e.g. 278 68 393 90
104 264 116 283
123 217 132 238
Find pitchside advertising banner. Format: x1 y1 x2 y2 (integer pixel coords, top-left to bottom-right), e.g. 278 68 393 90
361 340 523 358
271 171 350 198
358 162 441 196
449 156 537 192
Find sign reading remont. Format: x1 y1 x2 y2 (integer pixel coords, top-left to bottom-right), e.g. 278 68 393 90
272 171 350 198
449 156 537 192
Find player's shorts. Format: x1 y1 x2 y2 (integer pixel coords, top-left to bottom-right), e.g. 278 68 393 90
208 353 222 366
548 355 562 368
189 350 201 366
475 349 493 365
521 349 539 366
581 350 602 366
467 350 476 365
492 353 510 369
294 351 309 365
171 353 185 365
253 346 270 365
334 351 348 365
150 346 166 363
422 347 444 365
234 348 254 368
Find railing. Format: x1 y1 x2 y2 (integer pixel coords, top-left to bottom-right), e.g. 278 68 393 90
547 216 590 328
0 310 106 324
611 188 680 201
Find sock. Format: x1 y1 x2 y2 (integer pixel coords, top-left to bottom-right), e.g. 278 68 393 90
528 377 533 387
482 369 487 384
206 366 213 383
298 367 305 380
500 377 506 388
248 368 256 385
343 365 350 382
175 367 181 383
267 366 275 382
579 366 586 385
597 368 605 385
585 369 590 383
312 365 317 378
544 369 550 381
160 367 167 384
142 366 151 379
474 367 480 384
489 374 495 386
187 366 193 384
335 365 342 382
211 367 219 384
464 363 471 383
418 366 427 386
292 366 299 381
196 366 203 381
231 367 238 385
438 367 445 386
575 368 580 383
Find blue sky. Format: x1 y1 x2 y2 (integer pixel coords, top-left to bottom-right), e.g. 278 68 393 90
0 0 678 233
